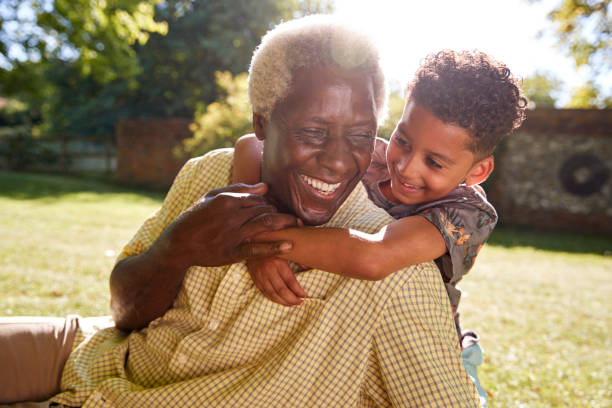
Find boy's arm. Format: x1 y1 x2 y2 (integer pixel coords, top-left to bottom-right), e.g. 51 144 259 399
253 215 446 280
232 134 263 185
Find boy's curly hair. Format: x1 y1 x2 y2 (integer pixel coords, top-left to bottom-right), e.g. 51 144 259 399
406 50 527 158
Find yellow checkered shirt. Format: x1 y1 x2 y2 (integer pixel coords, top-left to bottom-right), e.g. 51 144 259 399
53 149 479 407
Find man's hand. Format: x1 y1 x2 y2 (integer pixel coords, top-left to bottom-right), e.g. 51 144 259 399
111 183 300 331
153 183 299 270
247 258 307 306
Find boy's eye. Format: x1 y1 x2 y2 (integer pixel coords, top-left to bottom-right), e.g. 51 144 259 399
427 157 443 169
394 135 408 147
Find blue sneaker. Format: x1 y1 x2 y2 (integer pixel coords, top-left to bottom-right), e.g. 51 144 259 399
461 331 488 408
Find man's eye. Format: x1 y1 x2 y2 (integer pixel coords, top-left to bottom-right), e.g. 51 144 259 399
297 129 326 143
348 131 373 144
303 128 325 136
427 157 443 169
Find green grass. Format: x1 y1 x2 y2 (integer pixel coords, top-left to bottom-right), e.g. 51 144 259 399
0 171 163 316
1 170 610 407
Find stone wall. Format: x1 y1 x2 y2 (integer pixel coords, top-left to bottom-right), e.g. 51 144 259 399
488 108 612 233
115 118 192 189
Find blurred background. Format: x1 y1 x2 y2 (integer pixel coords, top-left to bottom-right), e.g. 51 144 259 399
0 2 610 407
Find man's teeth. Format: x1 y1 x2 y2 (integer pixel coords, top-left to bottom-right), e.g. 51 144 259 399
301 175 341 194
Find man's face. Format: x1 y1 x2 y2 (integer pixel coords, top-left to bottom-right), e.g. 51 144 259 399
257 67 378 225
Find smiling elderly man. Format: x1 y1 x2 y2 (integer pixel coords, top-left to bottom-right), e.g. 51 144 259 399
1 16 479 408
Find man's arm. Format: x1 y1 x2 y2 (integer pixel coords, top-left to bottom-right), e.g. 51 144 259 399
371 263 480 407
110 183 299 331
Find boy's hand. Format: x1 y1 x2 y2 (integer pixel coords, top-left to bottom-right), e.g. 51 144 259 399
247 258 307 306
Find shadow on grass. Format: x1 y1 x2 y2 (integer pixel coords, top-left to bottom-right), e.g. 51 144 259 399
0 170 165 201
489 223 612 256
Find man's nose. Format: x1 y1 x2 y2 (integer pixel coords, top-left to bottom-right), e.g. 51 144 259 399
318 136 354 176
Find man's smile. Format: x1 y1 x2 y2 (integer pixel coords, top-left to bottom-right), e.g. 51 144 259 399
299 174 343 198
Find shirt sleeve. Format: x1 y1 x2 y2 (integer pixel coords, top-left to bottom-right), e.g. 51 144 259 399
418 186 497 287
371 263 480 407
361 138 389 193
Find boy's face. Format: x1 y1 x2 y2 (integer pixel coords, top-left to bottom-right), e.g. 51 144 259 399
385 100 490 205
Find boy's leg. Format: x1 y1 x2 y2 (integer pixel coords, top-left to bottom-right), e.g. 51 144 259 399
0 316 79 404
461 330 488 408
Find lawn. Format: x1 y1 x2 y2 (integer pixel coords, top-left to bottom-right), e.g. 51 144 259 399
1 171 610 407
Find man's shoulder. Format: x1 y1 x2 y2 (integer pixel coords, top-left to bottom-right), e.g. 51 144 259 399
178 148 234 186
185 148 234 173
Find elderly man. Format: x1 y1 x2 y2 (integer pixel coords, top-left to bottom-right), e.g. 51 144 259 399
1 16 479 407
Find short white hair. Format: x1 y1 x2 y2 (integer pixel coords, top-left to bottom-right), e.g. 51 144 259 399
248 15 387 124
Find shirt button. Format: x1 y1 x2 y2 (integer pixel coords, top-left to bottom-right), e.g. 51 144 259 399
209 320 219 330
177 354 187 364
92 391 103 401
233 272 241 282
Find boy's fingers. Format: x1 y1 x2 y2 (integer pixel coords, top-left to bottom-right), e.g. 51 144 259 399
278 264 307 299
268 270 302 306
260 278 288 306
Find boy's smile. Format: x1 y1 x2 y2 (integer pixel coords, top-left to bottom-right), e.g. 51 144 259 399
382 100 492 205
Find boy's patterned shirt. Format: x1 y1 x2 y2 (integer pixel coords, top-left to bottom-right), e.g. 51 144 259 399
52 149 479 408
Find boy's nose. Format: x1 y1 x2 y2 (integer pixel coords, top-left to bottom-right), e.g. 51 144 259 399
397 153 418 176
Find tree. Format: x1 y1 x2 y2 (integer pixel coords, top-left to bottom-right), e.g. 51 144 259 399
123 0 332 119
377 90 405 140
533 0 611 106
179 71 251 157
0 0 332 142
545 0 610 73
522 71 562 108
566 81 612 107
0 0 168 86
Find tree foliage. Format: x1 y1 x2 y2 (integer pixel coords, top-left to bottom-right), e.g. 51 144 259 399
179 71 252 157
546 0 611 72
533 0 611 106
0 0 332 142
566 81 612 107
124 0 331 119
0 0 167 85
377 90 405 140
522 71 562 108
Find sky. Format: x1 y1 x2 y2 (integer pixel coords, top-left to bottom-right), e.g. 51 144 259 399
332 0 600 105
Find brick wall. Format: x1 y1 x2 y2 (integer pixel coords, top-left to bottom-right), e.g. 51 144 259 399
488 108 612 233
116 118 192 189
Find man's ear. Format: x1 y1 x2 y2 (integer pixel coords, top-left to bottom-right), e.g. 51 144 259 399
253 113 267 141
465 156 494 186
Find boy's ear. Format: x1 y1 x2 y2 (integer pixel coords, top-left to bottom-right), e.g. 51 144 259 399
465 156 494 186
253 113 267 141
